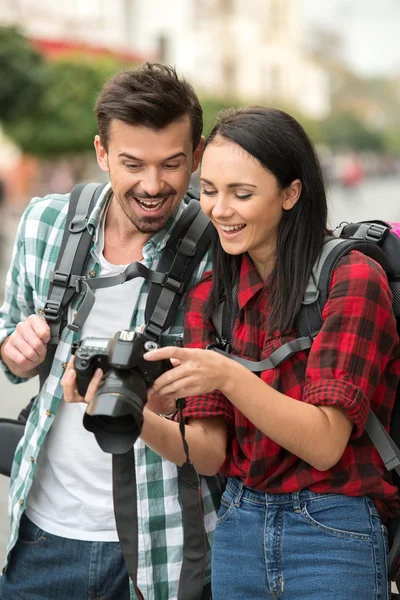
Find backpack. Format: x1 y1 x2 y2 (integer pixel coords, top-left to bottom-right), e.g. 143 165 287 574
211 220 400 596
0 182 214 600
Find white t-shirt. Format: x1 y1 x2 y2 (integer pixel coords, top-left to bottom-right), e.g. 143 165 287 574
26 220 144 541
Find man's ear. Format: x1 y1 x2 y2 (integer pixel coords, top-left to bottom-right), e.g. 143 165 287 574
94 135 110 173
282 179 302 211
191 136 205 173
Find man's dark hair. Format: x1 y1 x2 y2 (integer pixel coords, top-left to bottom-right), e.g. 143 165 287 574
95 63 203 150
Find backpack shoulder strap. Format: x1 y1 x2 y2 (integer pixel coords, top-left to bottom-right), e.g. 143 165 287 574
296 236 389 338
144 196 212 341
39 182 108 386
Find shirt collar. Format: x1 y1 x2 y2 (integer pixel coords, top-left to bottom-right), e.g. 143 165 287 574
237 253 267 308
86 183 185 255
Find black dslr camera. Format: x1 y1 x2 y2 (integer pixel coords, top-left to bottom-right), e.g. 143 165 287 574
72 330 171 454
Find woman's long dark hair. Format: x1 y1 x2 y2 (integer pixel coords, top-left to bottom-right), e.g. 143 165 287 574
203 107 329 335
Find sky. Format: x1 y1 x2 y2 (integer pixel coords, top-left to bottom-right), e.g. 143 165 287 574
303 0 400 76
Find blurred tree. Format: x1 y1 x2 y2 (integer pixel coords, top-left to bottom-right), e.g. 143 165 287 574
4 58 122 159
0 26 46 123
319 112 385 152
200 97 240 136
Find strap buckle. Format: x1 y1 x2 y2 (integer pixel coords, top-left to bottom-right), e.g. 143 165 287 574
69 215 87 233
143 321 162 341
163 275 184 294
176 238 196 257
50 270 70 287
365 223 387 244
43 300 61 322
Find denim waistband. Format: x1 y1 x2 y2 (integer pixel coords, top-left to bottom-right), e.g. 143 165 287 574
225 477 378 514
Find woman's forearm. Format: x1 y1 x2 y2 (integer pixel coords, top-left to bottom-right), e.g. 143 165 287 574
140 409 227 476
221 362 352 471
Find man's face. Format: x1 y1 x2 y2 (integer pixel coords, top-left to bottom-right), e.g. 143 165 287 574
95 118 203 234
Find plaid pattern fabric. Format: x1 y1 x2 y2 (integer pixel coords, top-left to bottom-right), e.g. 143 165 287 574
183 251 400 522
0 183 219 599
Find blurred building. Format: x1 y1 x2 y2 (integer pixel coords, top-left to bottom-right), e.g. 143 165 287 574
131 0 331 119
0 0 330 119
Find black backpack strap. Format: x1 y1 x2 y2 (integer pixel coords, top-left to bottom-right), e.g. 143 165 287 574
112 450 144 600
38 182 108 387
144 198 212 341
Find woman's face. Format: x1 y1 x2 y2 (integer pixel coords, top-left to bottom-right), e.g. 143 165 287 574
200 137 300 276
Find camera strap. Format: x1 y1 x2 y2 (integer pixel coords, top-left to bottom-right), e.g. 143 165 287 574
176 398 208 600
112 450 145 600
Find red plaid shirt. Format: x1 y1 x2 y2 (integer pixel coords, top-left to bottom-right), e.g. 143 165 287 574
183 251 400 522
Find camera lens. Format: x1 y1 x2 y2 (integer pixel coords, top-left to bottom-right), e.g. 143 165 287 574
83 369 148 454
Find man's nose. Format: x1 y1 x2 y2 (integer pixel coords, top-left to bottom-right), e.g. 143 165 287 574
140 169 163 197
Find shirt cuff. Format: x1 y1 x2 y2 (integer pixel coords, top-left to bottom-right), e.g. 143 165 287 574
302 378 370 439
184 390 235 431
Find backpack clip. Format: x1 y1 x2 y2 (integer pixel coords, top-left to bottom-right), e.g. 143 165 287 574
50 270 71 288
365 223 387 244
69 216 87 233
163 275 185 294
43 300 62 322
176 237 196 257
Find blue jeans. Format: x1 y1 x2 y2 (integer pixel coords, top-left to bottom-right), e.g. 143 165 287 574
212 478 390 600
0 513 130 599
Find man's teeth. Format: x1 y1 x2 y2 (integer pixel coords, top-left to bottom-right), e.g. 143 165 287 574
136 198 166 210
220 224 245 231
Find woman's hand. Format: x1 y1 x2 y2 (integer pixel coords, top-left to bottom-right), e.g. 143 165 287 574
144 346 229 398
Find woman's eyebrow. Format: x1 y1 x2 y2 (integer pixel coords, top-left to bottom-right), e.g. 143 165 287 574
199 177 256 188
227 183 256 188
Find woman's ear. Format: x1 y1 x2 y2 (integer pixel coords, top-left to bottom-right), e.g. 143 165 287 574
282 179 302 211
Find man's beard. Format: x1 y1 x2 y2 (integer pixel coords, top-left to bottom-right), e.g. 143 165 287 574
122 188 178 234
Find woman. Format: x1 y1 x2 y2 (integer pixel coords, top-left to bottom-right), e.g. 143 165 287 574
142 107 400 600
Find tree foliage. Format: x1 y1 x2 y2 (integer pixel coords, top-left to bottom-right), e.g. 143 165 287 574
0 26 46 123
5 58 122 157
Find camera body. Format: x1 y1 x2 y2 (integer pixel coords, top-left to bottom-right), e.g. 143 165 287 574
73 330 169 397
72 330 171 453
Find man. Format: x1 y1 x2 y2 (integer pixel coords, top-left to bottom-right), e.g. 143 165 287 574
0 63 219 600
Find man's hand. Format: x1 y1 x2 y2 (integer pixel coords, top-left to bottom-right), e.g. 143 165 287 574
147 387 177 415
1 315 51 378
61 356 103 404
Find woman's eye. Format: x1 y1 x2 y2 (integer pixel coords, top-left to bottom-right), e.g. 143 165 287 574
201 189 217 196
236 193 252 200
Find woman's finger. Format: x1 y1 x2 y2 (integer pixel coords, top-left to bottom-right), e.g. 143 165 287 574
144 346 188 362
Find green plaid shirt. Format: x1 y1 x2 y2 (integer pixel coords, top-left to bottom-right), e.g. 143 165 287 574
0 183 219 599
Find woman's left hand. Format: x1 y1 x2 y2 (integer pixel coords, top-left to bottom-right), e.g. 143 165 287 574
144 346 229 398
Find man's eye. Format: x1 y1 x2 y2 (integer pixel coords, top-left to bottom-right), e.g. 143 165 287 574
126 164 141 169
164 164 179 169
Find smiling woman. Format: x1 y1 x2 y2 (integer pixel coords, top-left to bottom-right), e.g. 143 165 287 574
142 107 399 600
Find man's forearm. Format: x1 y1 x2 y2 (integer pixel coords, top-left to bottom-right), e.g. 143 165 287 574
140 409 226 476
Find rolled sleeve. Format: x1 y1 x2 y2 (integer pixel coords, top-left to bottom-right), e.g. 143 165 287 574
184 389 235 431
302 378 369 439
303 251 398 438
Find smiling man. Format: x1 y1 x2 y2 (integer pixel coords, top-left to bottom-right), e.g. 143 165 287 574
0 64 218 600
